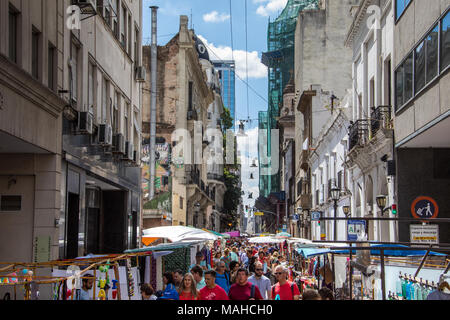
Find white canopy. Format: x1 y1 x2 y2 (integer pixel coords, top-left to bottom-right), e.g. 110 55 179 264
287 238 314 244
248 236 285 244
142 226 219 243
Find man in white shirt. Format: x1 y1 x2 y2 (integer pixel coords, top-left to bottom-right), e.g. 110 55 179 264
248 262 272 300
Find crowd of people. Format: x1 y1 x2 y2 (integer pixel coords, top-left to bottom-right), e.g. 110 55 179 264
140 240 335 301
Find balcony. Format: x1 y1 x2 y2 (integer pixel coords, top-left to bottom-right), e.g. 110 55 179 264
207 173 225 183
299 194 312 209
370 106 392 137
348 120 369 151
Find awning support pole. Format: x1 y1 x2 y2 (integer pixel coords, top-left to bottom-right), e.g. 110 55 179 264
414 245 431 278
349 242 353 300
381 249 386 300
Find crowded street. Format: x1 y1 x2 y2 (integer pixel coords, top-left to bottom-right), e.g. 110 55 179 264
0 0 449 305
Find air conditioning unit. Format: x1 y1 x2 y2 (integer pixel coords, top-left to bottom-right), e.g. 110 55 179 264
98 124 112 145
135 66 146 82
124 141 134 161
78 111 93 134
112 133 125 154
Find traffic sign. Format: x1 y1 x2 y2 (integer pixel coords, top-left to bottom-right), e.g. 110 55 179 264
254 211 264 216
411 196 439 220
311 211 321 221
410 225 439 244
347 220 366 241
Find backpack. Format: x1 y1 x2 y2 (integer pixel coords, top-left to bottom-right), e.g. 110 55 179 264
272 282 295 300
250 284 256 300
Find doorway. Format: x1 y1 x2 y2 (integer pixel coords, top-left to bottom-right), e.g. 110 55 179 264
66 193 80 259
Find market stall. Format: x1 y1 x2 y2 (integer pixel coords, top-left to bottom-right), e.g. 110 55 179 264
330 244 450 300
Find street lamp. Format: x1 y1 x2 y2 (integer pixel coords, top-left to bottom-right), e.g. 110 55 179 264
376 195 390 216
331 187 340 241
343 205 351 218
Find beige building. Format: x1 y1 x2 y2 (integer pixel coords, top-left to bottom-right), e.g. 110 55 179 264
294 0 358 239
393 0 450 244
0 0 144 277
0 0 66 267
142 16 217 229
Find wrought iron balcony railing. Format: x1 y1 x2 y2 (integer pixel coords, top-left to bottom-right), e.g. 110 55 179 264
348 119 369 151
370 106 392 136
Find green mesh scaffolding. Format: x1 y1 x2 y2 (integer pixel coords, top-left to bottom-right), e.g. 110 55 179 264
259 0 319 198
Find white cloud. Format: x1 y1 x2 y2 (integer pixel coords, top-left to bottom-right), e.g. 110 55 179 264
256 0 288 17
203 11 230 23
198 35 267 79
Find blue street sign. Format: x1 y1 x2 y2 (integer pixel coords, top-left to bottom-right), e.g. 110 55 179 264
311 211 321 221
347 220 367 241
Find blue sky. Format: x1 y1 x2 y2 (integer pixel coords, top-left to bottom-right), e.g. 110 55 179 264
142 0 290 221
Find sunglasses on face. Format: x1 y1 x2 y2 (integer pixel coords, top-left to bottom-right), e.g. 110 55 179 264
255 269 263 271
274 272 284 275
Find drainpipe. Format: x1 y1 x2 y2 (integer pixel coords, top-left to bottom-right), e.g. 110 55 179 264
149 6 158 200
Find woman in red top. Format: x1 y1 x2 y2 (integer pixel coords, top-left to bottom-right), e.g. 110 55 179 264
178 273 200 300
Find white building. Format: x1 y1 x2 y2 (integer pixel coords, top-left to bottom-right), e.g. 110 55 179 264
309 90 353 241
344 0 396 242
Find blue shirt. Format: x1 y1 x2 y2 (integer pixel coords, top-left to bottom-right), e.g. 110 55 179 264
78 289 91 300
215 272 231 294
189 261 211 271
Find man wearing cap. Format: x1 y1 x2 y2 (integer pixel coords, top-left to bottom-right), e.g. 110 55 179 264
189 252 211 271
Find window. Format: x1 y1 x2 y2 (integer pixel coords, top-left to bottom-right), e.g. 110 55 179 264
426 26 439 83
121 5 127 48
113 0 119 38
415 41 425 92
442 11 450 70
188 81 193 111
9 5 19 63
70 41 79 106
128 14 132 54
396 0 411 21
113 92 119 134
180 196 184 209
134 27 139 63
88 62 95 113
48 43 56 91
369 78 375 109
395 52 413 109
32 27 41 79
125 103 130 140
102 77 108 123
0 195 22 211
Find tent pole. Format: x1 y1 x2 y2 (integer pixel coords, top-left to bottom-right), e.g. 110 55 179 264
414 245 431 278
380 249 386 300
349 243 352 300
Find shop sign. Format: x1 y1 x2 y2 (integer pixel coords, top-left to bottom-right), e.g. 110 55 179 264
410 225 439 244
347 220 366 241
411 196 439 220
254 211 264 216
311 211 321 221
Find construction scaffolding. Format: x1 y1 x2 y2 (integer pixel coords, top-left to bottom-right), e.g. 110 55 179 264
259 0 319 198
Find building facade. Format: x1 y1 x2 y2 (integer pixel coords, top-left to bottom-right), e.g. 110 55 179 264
393 0 450 244
142 16 216 229
294 0 359 240
343 0 396 242
212 60 235 130
60 0 143 258
0 0 66 266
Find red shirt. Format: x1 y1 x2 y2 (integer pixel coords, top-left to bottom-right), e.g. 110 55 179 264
228 282 263 301
179 291 199 300
272 281 300 300
199 285 229 300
